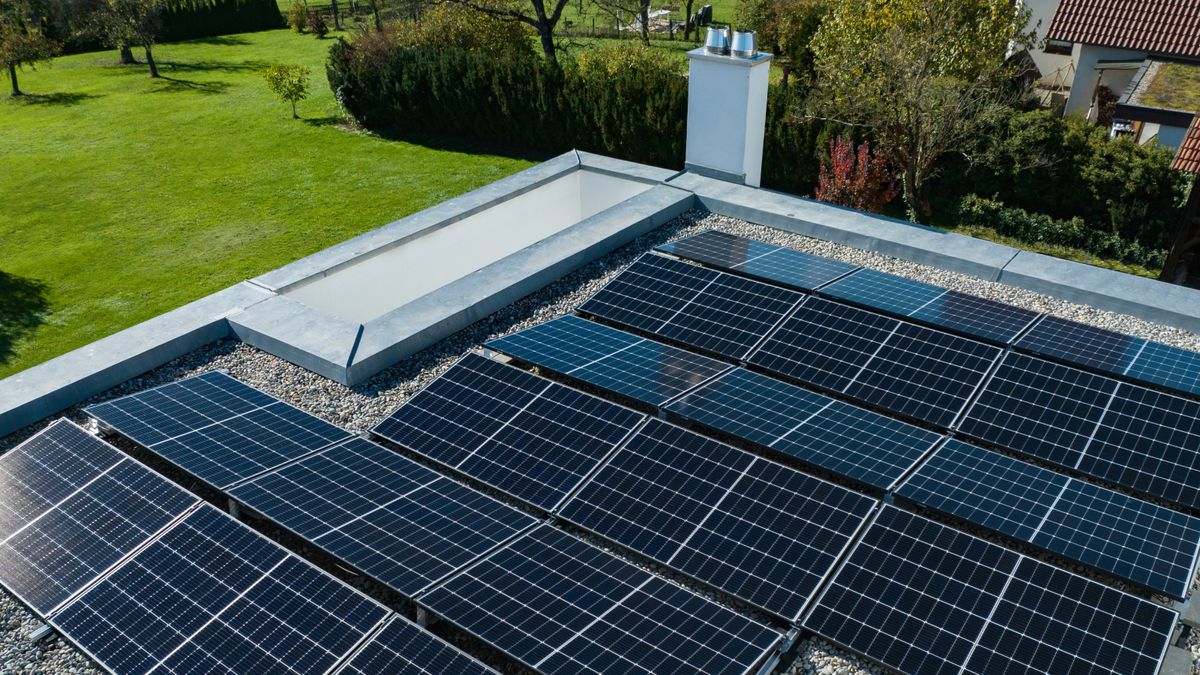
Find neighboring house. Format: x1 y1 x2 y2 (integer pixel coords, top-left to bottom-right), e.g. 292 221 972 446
1113 60 1200 148
1175 114 1200 173
1016 0 1073 90
1041 0 1200 148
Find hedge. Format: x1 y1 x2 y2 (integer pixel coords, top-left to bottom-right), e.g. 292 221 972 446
159 0 285 43
955 194 1167 270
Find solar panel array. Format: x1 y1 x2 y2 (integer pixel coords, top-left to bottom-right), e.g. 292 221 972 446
373 353 644 510
0 421 500 675
558 418 875 620
897 439 1200 598
335 615 498 675
87 371 351 489
805 506 1178 675
579 253 804 359
420 524 783 674
657 229 858 291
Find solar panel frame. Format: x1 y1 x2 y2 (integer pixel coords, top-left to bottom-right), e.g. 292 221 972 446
485 315 733 408
656 230 859 292
578 253 805 360
419 524 783 675
804 505 1178 675
373 353 645 511
896 439 1200 598
334 615 498 675
49 503 390 675
87 372 352 490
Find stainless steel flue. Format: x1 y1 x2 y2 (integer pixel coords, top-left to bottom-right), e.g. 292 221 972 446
704 27 730 55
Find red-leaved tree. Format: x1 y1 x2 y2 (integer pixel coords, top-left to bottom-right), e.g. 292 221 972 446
815 135 898 213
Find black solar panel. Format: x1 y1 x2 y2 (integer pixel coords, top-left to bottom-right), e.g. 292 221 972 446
804 506 1177 675
373 354 643 510
230 437 537 596
897 440 1200 597
666 368 939 490
485 316 731 406
0 421 197 615
579 253 804 359
420 524 782 674
961 352 1200 510
656 230 858 291
750 297 1001 427
87 372 351 489
337 615 497 675
820 268 1039 344
1017 314 1200 398
559 419 874 620
52 504 388 675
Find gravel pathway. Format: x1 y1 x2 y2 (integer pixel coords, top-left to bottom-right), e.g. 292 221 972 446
3 210 1199 674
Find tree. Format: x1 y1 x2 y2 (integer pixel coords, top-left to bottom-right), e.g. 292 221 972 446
92 0 214 76
445 0 567 65
593 0 650 45
807 0 1034 218
263 63 309 118
0 0 57 96
815 135 897 212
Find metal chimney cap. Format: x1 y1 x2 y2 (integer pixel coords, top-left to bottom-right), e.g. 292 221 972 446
704 26 730 55
731 30 757 58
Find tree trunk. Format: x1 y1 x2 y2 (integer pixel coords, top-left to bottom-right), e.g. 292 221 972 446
119 45 136 64
292 100 298 119
638 2 649 45
901 164 920 222
683 0 694 41
8 63 21 96
145 45 158 78
537 24 557 66
331 0 340 29
372 4 382 30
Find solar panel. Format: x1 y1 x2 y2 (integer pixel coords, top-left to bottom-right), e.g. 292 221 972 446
0 421 198 615
666 368 940 490
750 297 1001 427
88 372 351 489
420 524 782 675
820 268 1039 344
485 315 732 406
897 440 1200 597
804 506 1177 675
656 230 858 291
373 353 643 510
558 419 874 620
230 437 537 596
336 615 497 675
1018 315 1200 398
961 352 1200 510
579 253 804 360
52 504 388 675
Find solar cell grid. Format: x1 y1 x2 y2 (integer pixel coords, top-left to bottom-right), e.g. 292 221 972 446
1016 315 1144 375
52 504 388 675
420 525 781 675
336 616 497 675
1126 340 1200 397
580 253 804 359
665 368 939 490
821 268 946 316
231 437 537 597
373 353 643 510
657 230 858 291
805 506 1177 675
897 440 1200 597
486 315 731 407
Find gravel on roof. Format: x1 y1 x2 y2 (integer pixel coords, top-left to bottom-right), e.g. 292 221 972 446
3 210 1199 675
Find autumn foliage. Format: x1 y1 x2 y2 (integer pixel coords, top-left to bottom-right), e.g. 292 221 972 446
815 135 897 213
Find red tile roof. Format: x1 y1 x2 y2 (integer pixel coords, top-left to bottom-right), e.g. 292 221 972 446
1046 0 1200 58
1175 114 1200 173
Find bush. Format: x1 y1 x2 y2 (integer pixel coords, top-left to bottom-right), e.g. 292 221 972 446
956 194 1167 270
288 0 308 32
308 11 328 37
816 136 897 213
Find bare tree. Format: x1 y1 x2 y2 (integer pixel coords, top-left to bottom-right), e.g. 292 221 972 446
446 0 570 65
593 0 649 44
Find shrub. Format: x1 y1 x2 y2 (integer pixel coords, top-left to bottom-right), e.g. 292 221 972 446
263 64 311 118
287 0 308 32
816 136 897 213
956 194 1167 269
308 11 328 37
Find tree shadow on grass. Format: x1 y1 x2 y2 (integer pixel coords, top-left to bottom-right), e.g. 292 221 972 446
160 59 273 74
0 272 49 367
149 76 232 95
14 92 101 106
185 35 252 46
301 115 346 128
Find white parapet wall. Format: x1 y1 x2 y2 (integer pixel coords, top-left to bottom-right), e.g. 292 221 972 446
684 48 772 187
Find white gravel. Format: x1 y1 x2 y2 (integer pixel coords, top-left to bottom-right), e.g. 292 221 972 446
4 210 1199 675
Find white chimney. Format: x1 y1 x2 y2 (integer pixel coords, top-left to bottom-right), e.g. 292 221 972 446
685 32 772 187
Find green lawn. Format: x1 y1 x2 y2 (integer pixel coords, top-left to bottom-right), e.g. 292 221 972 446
0 29 535 379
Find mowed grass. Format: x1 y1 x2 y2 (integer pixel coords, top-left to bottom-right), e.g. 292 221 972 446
0 29 535 379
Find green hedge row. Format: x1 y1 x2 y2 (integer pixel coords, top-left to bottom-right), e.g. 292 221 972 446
956 194 1167 270
159 0 284 43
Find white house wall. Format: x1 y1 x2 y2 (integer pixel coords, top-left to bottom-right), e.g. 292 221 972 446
1064 44 1146 116
1019 0 1073 84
